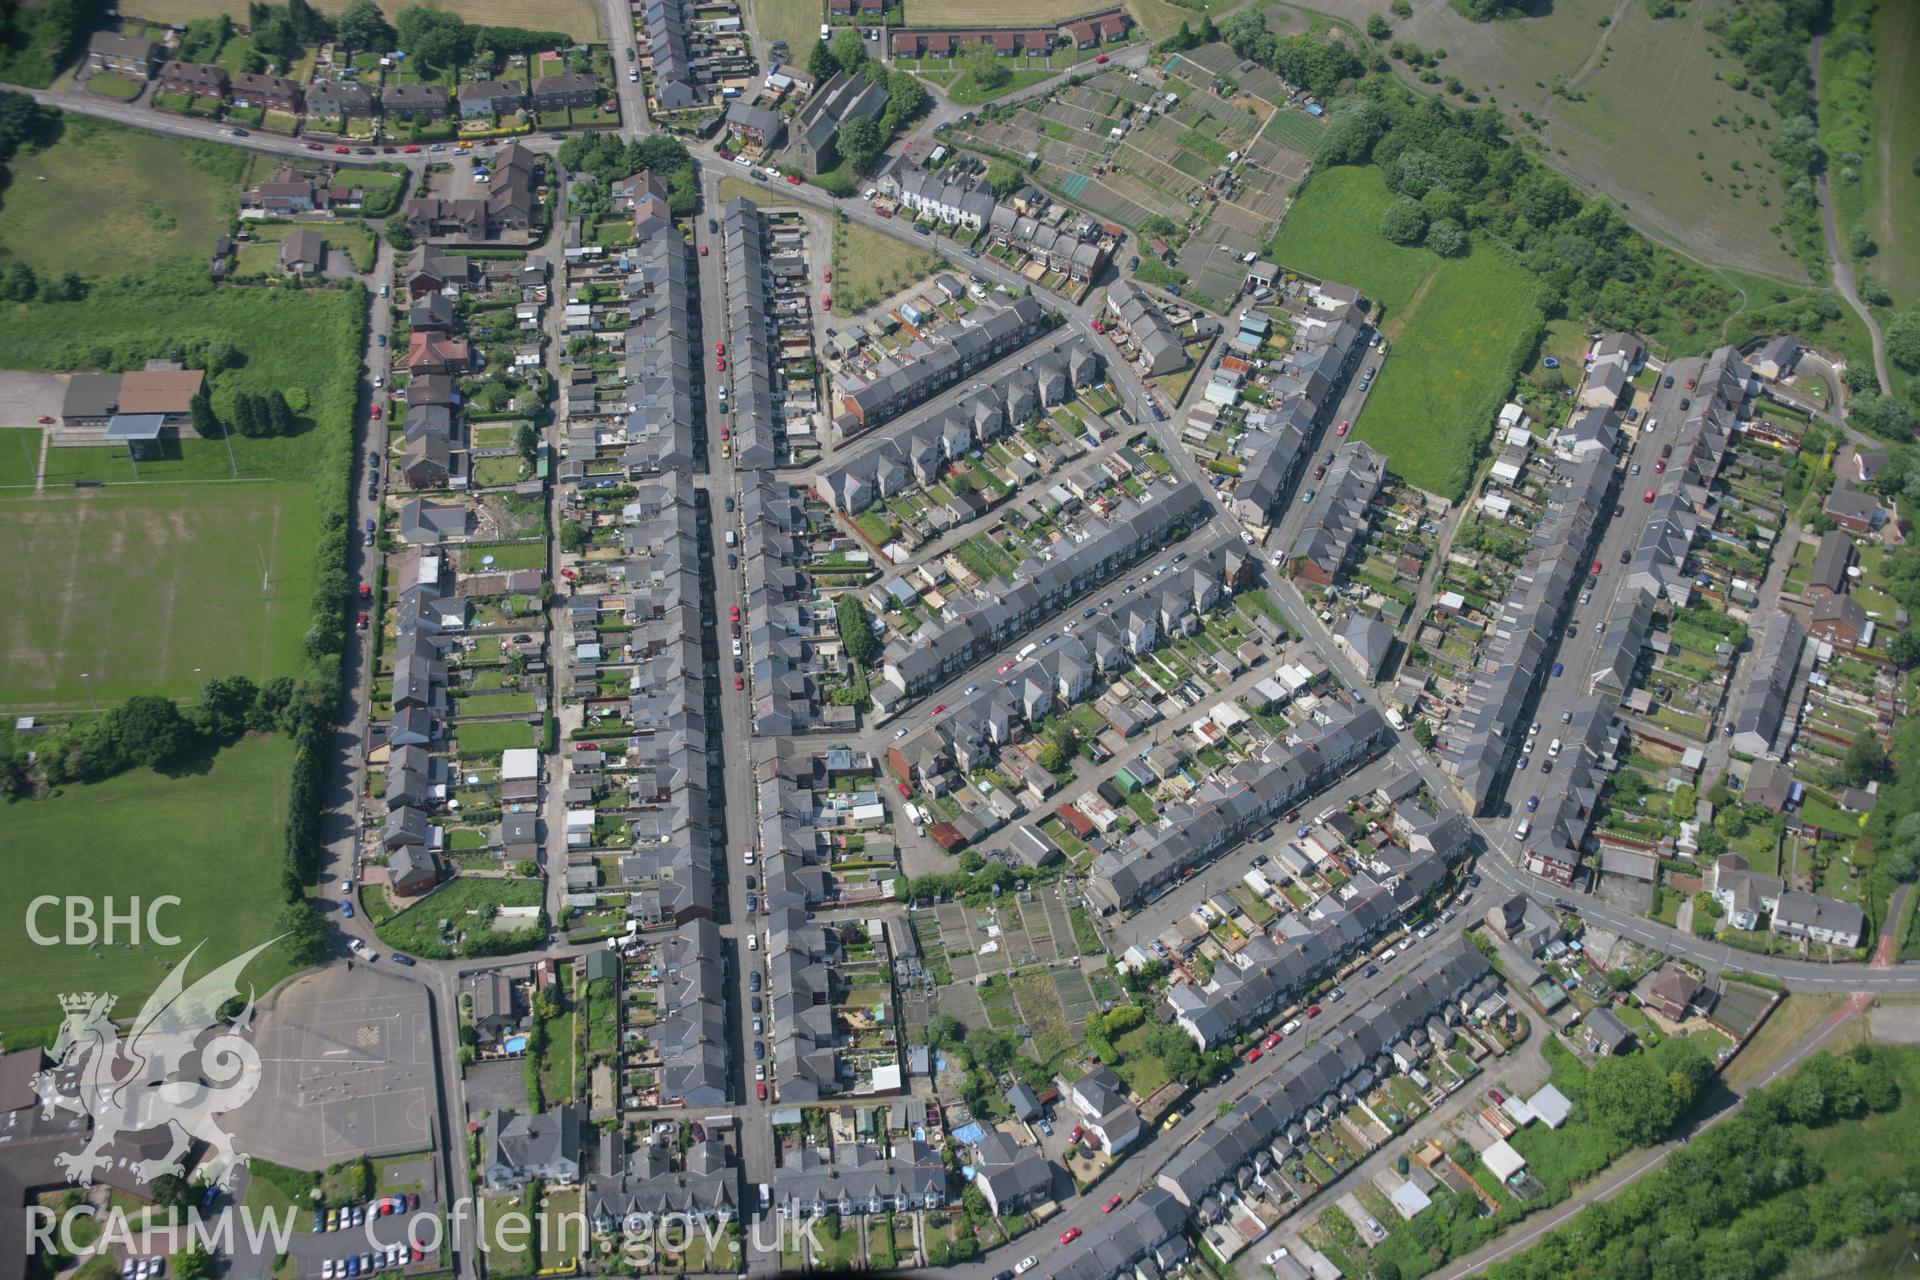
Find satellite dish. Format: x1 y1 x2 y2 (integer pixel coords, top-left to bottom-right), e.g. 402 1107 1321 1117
482 554 496 566
1847 565 1862 578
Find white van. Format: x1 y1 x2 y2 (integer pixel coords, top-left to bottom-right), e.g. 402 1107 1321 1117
1513 819 1532 840
1547 738 1563 758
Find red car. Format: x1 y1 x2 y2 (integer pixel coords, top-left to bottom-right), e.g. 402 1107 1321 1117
1335 420 1349 436
1070 1125 1085 1143
1307 1004 1323 1018
735 676 745 690
371 405 382 420
305 142 324 151
823 269 832 283
876 206 893 218
356 612 369 630
785 173 802 185
1685 378 1696 389
1262 1032 1281 1050
1244 1046 1264 1064
1488 1089 1506 1105
1102 1195 1122 1213
1060 1228 1082 1245
1095 53 1109 63
821 295 831 309
1590 559 1602 575
381 145 396 154
334 145 349 154
360 583 372 599
411 1248 425 1264
757 1082 768 1100
931 704 946 715
700 244 709 256
897 782 911 798
997 663 1012 674
715 342 726 355
720 425 730 440
730 605 740 619
1654 459 1666 473
403 145 420 153
1643 488 1655 502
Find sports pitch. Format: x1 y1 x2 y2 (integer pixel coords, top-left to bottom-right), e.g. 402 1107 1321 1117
0 481 319 711
0 733 298 1040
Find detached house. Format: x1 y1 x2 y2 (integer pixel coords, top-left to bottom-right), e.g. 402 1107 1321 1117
483 1106 584 1190
278 229 326 275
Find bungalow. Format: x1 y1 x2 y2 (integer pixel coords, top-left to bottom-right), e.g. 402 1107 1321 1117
86 33 161 79
1771 891 1865 949
278 229 326 275
383 83 449 120
155 61 229 100
229 71 301 113
532 73 601 112
459 79 526 119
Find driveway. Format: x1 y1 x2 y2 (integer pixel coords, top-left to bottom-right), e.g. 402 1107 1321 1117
0 370 67 426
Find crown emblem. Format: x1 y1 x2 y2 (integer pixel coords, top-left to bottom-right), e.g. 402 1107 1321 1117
61 993 114 1015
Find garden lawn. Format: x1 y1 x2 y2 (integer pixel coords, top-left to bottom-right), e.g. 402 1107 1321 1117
0 483 320 710
455 718 540 759
944 68 1057 105
0 734 299 1040
1269 166 1541 499
373 876 544 959
0 117 248 278
830 219 943 315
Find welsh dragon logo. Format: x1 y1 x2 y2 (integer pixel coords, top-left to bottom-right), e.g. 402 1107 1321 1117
34 938 279 1188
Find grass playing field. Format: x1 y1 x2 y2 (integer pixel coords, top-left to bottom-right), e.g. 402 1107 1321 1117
0 117 251 279
0 733 300 1041
1268 165 1541 501
0 483 321 711
121 0 604 40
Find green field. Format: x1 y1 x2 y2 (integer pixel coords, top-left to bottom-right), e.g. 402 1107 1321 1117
373 876 545 958
1821 0 1920 307
1269 165 1541 500
829 217 944 315
0 117 250 279
0 734 299 1039
942 68 1057 106
750 0 825 59
122 0 603 39
0 484 320 710
0 428 41 488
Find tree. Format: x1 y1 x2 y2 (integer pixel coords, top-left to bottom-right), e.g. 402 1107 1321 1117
560 521 590 554
102 696 194 769
189 390 222 440
1367 12 1392 38
961 46 1010 93
985 160 1026 195
395 5 470 74
276 899 328 966
149 1173 194 1211
1844 734 1886 786
197 675 259 740
838 116 885 172
1379 195 1428 245
1848 224 1877 257
1887 310 1920 374
268 389 294 436
1426 217 1468 256
1588 1041 1709 1145
336 0 393 49
1888 628 1920 669
884 70 927 127
806 37 835 81
835 595 878 668
925 1013 964 1047
1848 392 1917 439
831 26 868 77
515 421 539 463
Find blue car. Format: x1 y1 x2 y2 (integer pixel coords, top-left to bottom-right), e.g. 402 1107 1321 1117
342 900 355 918
1551 661 1564 677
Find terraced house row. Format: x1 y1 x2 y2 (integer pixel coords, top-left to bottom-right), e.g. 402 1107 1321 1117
876 479 1212 700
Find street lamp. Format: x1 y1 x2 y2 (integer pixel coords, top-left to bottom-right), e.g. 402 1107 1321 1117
79 671 99 718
